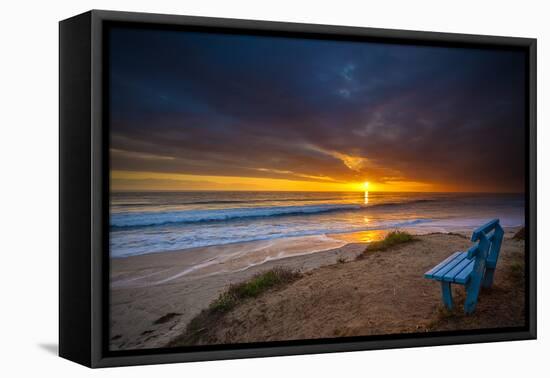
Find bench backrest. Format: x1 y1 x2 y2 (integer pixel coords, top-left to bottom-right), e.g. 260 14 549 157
467 219 504 283
462 219 504 311
470 218 504 268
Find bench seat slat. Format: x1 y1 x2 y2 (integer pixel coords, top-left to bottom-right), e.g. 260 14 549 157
427 252 468 281
454 260 475 284
443 256 473 282
424 251 462 278
431 252 468 280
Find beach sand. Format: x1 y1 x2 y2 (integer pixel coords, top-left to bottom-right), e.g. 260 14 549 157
110 227 525 350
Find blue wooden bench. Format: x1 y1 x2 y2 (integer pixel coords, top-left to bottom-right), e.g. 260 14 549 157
424 219 504 314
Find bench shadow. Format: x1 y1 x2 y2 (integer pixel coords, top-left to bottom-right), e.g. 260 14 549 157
38 343 58 355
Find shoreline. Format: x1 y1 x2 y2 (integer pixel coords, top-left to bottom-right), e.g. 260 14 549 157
111 233 352 288
110 226 522 351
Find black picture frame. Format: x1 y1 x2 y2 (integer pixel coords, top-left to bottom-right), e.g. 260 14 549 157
59 9 537 368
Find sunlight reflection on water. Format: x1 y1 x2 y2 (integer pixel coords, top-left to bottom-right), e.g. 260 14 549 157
331 229 387 244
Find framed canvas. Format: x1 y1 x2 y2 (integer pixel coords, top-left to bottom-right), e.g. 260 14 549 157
59 10 537 368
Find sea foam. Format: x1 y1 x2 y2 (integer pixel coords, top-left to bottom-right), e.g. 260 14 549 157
111 203 362 228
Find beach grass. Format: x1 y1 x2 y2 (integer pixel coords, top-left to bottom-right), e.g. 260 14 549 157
169 267 301 345
364 230 416 252
210 267 302 313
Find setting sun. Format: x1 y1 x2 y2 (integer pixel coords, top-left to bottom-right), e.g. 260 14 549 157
364 182 370 190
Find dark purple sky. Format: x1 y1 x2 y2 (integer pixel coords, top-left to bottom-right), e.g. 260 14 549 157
109 26 526 192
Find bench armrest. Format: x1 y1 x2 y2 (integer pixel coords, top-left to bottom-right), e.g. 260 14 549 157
467 245 478 259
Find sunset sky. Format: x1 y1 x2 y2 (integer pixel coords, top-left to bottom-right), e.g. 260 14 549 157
109 27 526 193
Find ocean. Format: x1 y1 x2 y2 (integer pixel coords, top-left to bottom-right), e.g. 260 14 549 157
110 191 525 258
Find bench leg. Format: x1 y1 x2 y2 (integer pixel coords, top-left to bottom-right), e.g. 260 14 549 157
464 281 481 314
441 282 453 310
482 268 495 288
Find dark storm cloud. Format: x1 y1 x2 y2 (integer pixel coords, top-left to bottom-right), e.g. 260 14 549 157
109 27 526 192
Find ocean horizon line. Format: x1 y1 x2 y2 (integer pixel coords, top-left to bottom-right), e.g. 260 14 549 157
111 189 526 194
